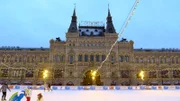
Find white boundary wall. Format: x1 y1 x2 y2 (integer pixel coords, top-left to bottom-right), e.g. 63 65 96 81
1 85 180 90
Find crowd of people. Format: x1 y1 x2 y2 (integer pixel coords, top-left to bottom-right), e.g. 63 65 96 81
0 82 52 101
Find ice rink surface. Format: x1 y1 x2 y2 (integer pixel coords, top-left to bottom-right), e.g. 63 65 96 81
2 90 180 101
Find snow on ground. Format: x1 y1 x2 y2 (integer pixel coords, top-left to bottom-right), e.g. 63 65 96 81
2 90 180 101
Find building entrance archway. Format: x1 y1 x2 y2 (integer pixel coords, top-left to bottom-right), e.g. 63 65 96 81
82 70 102 85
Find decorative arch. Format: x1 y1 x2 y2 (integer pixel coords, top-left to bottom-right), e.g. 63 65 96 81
66 81 74 86
82 69 102 85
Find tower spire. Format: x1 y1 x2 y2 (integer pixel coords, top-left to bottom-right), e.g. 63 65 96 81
106 5 116 33
68 5 78 33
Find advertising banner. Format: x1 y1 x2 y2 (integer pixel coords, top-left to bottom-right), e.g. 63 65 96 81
132 86 138 90
151 86 157 90
157 86 163 90
52 86 57 90
65 86 70 90
84 86 90 90
15 85 20 89
8 85 14 89
163 86 168 90
115 86 120 90
95 86 103 90
57 86 65 90
168 86 176 90
145 86 151 90
176 86 180 90
27 86 32 89
128 86 132 90
103 86 108 90
70 86 78 90
78 86 83 90
120 86 129 90
90 86 95 90
140 86 145 90
109 86 114 90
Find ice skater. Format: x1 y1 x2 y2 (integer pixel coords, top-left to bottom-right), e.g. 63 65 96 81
25 88 32 101
44 83 52 92
0 83 11 101
37 93 44 101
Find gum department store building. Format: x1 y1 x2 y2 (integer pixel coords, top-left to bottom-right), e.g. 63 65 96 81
0 9 180 86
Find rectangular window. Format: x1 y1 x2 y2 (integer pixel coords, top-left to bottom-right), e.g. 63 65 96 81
164 58 166 63
160 58 162 63
136 58 139 63
96 55 100 62
172 58 174 63
111 56 114 63
121 70 129 78
90 55 94 62
84 55 88 62
140 58 143 63
148 58 150 63
152 58 155 63
176 58 178 63
25 70 34 77
149 71 156 78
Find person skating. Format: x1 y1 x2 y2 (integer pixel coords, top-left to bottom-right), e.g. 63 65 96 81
37 93 44 101
47 83 52 92
25 88 32 101
0 83 11 101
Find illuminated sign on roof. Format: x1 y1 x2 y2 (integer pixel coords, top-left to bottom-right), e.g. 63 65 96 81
80 21 104 27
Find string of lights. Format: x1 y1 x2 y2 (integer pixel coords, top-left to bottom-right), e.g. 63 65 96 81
95 0 141 74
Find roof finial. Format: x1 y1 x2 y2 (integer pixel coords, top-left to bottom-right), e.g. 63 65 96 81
73 3 76 16
108 3 109 10
108 3 111 17
74 3 76 10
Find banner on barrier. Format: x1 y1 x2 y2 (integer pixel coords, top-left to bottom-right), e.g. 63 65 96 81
94 86 100 90
109 86 114 90
168 86 176 90
157 86 163 90
151 86 157 90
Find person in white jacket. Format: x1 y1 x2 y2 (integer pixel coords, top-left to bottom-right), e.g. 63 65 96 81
37 93 44 101
25 88 32 101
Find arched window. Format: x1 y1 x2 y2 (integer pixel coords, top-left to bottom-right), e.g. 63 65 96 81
140 58 143 63
164 58 167 63
55 55 59 62
102 55 105 61
78 55 82 62
119 56 123 62
125 56 129 62
90 55 94 62
60 55 64 62
96 55 100 62
70 56 73 64
84 55 88 62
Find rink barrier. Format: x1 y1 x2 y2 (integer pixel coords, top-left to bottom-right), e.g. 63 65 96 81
4 85 180 90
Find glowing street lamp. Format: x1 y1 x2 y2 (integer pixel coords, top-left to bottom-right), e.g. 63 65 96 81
139 70 145 81
43 70 48 79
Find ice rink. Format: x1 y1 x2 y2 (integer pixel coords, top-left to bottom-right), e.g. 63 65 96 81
2 90 180 101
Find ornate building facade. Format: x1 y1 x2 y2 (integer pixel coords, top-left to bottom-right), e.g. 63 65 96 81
0 9 180 86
